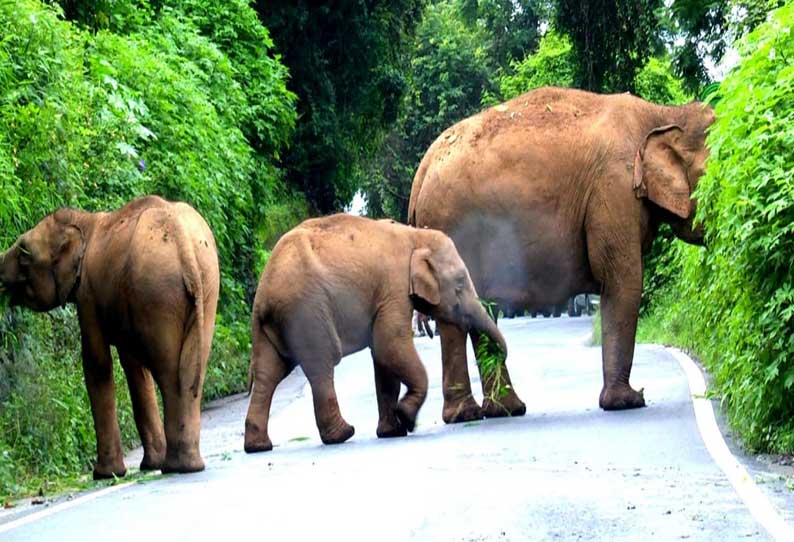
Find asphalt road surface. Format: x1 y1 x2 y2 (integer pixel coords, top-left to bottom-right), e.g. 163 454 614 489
2 316 794 541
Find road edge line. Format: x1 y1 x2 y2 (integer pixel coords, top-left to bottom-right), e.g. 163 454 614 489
0 481 134 535
668 347 794 541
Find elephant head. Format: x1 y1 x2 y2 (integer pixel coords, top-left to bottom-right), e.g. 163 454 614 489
633 102 716 245
409 232 507 355
0 209 86 311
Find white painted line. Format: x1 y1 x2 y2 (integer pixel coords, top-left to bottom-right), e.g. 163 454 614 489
0 481 134 535
669 347 794 541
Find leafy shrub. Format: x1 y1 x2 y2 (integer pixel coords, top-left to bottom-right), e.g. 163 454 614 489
499 31 575 99
634 57 690 105
639 3 794 452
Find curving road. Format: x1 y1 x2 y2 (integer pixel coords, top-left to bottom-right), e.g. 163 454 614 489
2 316 793 541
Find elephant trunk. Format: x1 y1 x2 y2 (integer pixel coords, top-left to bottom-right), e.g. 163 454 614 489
469 302 508 357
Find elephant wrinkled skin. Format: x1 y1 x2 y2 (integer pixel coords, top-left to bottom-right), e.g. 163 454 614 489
408 87 714 418
0 196 220 478
244 214 506 452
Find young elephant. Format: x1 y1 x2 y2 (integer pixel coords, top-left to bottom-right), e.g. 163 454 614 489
244 214 506 452
0 196 219 477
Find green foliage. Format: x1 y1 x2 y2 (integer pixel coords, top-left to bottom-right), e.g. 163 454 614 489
457 0 543 70
499 30 575 99
363 0 497 219
634 57 690 105
0 0 298 498
474 300 509 400
663 0 784 94
257 0 425 213
639 3 794 451
554 0 664 92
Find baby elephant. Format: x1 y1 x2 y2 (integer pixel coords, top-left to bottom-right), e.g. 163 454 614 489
0 196 219 477
244 214 506 451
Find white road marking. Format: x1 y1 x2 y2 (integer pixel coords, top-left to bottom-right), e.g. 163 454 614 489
669 347 794 541
0 482 134 535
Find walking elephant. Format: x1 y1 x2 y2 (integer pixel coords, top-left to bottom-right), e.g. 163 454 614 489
0 196 219 477
408 87 714 421
244 214 506 452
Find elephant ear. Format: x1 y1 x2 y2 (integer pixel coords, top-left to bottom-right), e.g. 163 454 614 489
409 248 440 306
50 212 85 306
633 124 692 219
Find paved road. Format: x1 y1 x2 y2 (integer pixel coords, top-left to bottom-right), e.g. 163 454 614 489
2 316 793 541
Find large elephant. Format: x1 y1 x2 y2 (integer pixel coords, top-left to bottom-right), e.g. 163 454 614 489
244 214 506 452
408 87 714 421
0 196 219 477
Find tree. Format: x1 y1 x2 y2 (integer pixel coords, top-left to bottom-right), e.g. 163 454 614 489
554 0 664 92
458 0 545 70
362 0 497 220
664 0 784 93
256 0 425 213
499 30 575 99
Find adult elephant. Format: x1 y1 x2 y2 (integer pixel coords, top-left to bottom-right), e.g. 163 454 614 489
0 196 219 477
408 87 714 422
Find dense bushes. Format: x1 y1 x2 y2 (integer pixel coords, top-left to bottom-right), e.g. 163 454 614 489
0 0 301 498
638 3 794 452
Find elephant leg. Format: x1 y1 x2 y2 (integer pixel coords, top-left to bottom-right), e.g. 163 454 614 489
119 349 166 471
371 316 428 434
79 312 126 479
244 328 294 453
303 364 355 445
155 319 205 474
437 321 483 423
372 362 406 438
470 332 526 418
588 231 646 410
598 280 646 410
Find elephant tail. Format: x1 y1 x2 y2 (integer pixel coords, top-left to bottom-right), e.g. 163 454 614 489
176 224 209 399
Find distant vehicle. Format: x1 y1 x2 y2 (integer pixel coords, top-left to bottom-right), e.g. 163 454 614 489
567 294 599 317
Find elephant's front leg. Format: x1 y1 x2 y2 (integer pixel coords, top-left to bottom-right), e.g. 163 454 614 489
470 332 526 418
119 349 166 470
372 363 406 438
438 322 483 423
79 317 126 479
597 268 646 410
371 316 428 433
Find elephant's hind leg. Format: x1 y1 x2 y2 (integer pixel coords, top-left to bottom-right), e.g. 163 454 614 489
438 322 483 424
153 318 205 474
303 365 355 445
119 349 166 470
470 332 526 419
244 328 295 453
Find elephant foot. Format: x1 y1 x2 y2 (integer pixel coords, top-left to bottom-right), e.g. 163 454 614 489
161 449 205 474
244 420 273 454
482 390 527 418
92 462 127 481
320 421 355 445
395 402 419 433
442 396 483 424
599 385 646 410
376 415 408 439
139 452 165 472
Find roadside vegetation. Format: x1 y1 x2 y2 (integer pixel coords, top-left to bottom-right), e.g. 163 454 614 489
0 0 300 499
0 0 791 501
637 3 794 453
